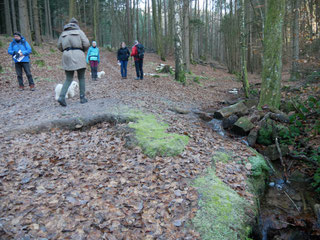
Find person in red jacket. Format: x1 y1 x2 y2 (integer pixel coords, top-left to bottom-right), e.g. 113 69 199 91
131 40 144 80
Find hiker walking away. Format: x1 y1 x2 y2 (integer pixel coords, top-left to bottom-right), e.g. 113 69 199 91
86 41 100 81
57 18 90 107
131 40 144 80
117 42 130 79
8 32 35 91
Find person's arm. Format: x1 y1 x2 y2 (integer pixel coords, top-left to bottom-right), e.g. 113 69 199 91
8 42 14 55
131 46 137 57
117 49 120 61
21 41 32 56
80 30 90 52
57 36 63 52
127 48 130 58
98 49 100 63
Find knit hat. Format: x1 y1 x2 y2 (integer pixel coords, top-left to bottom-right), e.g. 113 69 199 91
13 32 22 37
69 17 79 25
92 41 97 45
134 40 139 45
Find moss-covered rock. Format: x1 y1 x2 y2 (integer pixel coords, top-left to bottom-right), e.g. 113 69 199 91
247 148 271 196
193 169 251 240
212 151 232 165
232 116 254 135
127 111 189 157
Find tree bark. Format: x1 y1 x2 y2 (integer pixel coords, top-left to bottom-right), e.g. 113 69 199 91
4 0 13 35
18 0 32 43
28 0 33 32
258 0 285 110
93 0 99 41
240 0 250 97
33 0 41 45
136 0 140 40
174 0 186 84
152 0 164 60
10 0 17 33
45 0 52 38
126 0 132 44
290 0 300 81
183 0 190 71
69 0 76 19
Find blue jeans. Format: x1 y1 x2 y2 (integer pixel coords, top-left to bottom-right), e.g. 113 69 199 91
120 60 128 77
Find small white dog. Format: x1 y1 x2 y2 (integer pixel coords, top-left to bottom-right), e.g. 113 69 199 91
97 71 105 79
55 81 79 100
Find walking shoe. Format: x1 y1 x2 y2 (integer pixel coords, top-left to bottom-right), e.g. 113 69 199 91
80 96 88 104
19 86 24 91
58 98 67 107
135 77 140 80
30 85 35 91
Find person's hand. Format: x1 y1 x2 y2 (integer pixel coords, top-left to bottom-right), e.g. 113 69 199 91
14 52 20 58
19 52 23 56
13 51 16 56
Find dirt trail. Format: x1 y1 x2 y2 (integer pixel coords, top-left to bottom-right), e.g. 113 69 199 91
0 38 256 239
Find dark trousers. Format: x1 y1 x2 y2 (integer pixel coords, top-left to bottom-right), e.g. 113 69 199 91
90 61 98 79
120 60 128 77
15 62 34 87
134 59 144 79
59 68 86 100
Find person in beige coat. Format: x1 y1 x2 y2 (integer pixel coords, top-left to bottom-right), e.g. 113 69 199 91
57 18 90 106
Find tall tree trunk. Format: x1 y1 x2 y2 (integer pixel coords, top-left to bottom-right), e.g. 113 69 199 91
4 0 13 35
258 0 285 110
28 0 33 32
157 0 165 60
126 0 132 45
69 0 76 19
45 0 52 38
148 0 151 48
152 0 165 60
163 0 168 55
11 0 17 33
183 0 190 71
168 0 174 54
136 0 140 40
174 0 185 84
33 0 41 45
240 0 250 97
291 0 300 81
93 0 99 41
18 0 32 43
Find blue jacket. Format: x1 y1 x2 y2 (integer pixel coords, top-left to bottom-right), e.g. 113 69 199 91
8 37 32 63
86 46 100 63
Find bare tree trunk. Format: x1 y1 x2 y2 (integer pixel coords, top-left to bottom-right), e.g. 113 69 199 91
18 0 32 43
148 0 151 48
45 0 52 38
83 0 86 25
258 0 285 110
291 0 300 81
28 0 34 32
69 0 76 19
183 0 190 71
240 0 250 97
4 0 13 35
93 0 99 41
174 0 185 84
126 0 132 44
33 0 41 45
163 0 168 55
152 0 165 60
168 0 174 54
11 0 17 33
136 0 140 40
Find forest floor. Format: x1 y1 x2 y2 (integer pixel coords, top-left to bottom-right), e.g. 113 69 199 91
0 35 315 239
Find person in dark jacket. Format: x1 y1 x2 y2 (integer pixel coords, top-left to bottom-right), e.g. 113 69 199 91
117 42 130 79
8 32 35 91
57 18 90 107
131 40 144 80
86 41 100 81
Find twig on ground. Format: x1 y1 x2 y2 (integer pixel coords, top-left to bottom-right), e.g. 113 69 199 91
284 190 300 212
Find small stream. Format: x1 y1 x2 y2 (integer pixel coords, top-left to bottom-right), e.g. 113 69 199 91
207 119 320 240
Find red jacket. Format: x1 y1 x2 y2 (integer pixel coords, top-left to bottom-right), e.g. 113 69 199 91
131 45 140 61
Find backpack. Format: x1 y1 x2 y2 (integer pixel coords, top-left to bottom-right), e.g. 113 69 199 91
137 43 145 59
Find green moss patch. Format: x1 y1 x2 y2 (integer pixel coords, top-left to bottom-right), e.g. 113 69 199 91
193 168 250 240
127 111 189 158
212 151 232 164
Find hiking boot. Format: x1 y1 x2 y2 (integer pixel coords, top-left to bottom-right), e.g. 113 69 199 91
135 77 140 80
30 85 35 91
19 86 24 91
58 97 67 107
80 96 88 104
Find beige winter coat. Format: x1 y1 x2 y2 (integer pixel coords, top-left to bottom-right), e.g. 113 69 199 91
57 23 90 71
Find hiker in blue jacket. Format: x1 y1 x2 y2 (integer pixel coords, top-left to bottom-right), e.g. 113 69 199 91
8 32 35 91
86 41 100 81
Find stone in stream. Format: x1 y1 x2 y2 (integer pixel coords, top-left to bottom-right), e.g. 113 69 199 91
231 116 254 135
214 101 248 119
247 128 258 147
222 114 238 129
262 144 289 161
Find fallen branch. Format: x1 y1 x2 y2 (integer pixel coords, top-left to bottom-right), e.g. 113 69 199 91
288 153 320 167
284 190 300 213
275 137 288 181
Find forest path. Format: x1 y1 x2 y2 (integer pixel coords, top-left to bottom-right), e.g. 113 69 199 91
0 39 256 239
